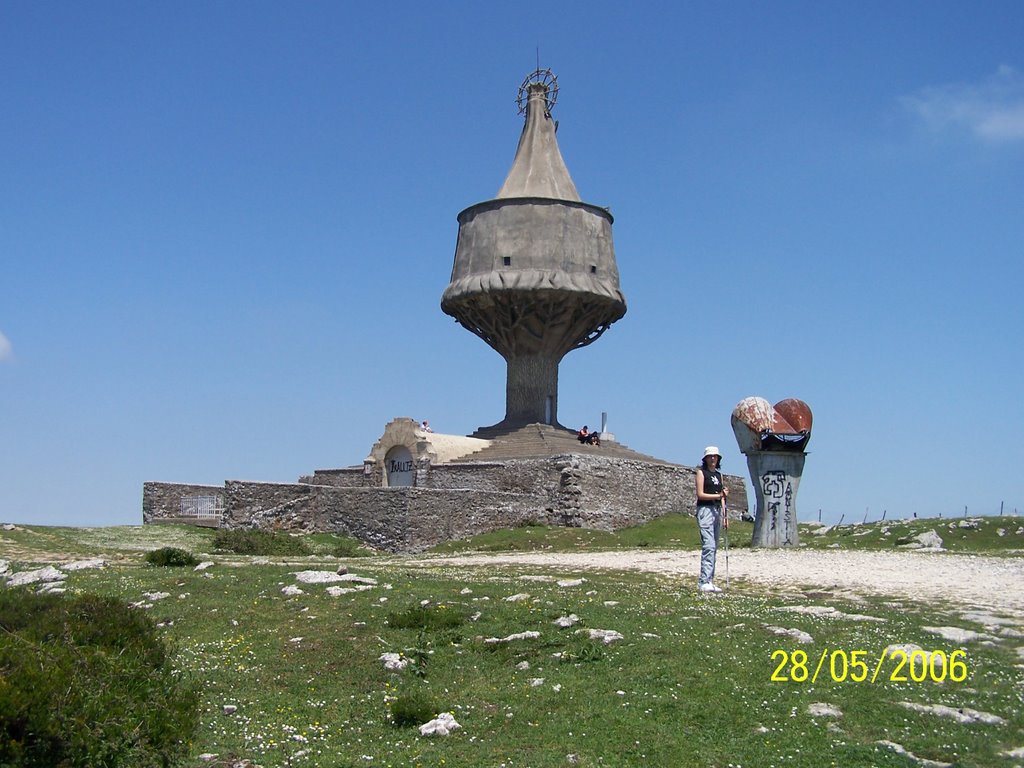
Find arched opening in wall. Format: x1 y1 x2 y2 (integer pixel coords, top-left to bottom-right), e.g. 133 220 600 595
384 446 415 487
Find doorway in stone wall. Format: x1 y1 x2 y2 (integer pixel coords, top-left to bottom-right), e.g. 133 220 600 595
384 445 415 487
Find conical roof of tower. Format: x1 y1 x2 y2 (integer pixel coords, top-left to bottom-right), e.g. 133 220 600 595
497 83 581 201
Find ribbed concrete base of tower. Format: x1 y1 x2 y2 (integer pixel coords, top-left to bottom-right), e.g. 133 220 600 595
142 418 749 553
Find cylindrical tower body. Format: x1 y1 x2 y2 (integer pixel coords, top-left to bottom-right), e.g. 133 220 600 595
441 73 626 431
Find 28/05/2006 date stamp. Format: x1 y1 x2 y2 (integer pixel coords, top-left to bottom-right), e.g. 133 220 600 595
770 648 968 683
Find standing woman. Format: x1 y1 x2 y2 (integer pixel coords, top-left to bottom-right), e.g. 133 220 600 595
696 446 729 593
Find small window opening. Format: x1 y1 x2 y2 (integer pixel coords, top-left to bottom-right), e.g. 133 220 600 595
590 265 597 274
503 257 512 266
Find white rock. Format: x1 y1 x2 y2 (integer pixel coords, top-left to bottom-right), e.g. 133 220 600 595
777 605 883 622
142 591 171 601
763 625 814 644
281 585 304 596
898 701 1005 725
460 587 473 594
504 593 531 602
578 628 624 645
877 740 952 768
379 652 411 671
223 705 238 715
6 566 65 587
902 530 944 549
557 578 586 587
1002 747 1024 758
553 614 581 628
529 678 545 687
958 519 980 529
922 626 997 644
484 631 540 644
293 570 376 585
807 702 842 718
811 526 832 536
603 601 620 607
515 661 531 670
419 712 461 737
997 528 1007 537
0 560 8 575
194 561 215 571
63 558 106 571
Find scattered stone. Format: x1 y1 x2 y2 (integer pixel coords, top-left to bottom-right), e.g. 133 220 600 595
641 632 661 639
958 519 980 529
281 585 304 596
289 637 303 644
898 701 1005 725
326 585 375 597
1002 747 1024 758
470 611 482 621
6 566 65 587
1016 527 1023 535
194 561 215 571
379 652 411 671
896 530 944 550
883 644 947 675
922 626 997 644
577 628 623 645
504 593 531 602
777 605 883 622
198 754 219 762
419 712 461 737
997 528 1007 537
460 587 472 594
485 631 540 644
529 678 545 687
603 601 620 607
960 611 1021 629
554 614 581 628
557 578 586 587
63 558 106 571
516 661 531 671
811 525 832 536
336 564 348 575
807 702 842 718
0 560 8 576
1 524 16 531
755 725 769 734
828 543 841 549
142 591 171 601
567 754 580 764
521 575 554 582
877 740 952 768
223 705 238 715
293 570 376 585
37 583 66 595
763 625 814 644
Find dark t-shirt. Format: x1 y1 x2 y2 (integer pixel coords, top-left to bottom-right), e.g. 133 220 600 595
700 467 722 500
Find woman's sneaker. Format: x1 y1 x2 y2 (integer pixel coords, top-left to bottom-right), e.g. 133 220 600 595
698 582 722 593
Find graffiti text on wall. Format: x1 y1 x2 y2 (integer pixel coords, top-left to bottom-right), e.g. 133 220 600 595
761 470 795 545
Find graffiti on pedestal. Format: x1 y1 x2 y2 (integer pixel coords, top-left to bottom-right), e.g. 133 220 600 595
761 470 795 544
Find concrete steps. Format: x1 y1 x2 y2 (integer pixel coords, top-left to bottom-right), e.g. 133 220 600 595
454 422 678 465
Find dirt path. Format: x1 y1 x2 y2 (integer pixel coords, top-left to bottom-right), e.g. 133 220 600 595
410 548 1024 618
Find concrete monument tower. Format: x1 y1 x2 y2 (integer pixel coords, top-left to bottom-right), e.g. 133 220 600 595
441 69 627 432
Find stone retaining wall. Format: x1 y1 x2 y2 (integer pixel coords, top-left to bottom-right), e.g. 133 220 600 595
143 483 225 525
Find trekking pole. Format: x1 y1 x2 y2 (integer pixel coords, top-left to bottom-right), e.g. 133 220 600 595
723 496 730 591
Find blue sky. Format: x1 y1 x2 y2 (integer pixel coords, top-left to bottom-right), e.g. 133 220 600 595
2 1 1022 527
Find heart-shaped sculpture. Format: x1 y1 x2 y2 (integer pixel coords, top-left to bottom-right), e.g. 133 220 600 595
732 396 812 453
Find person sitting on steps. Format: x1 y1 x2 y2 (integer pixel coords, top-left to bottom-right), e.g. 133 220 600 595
576 425 600 447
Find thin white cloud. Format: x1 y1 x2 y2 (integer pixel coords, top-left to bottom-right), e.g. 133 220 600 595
903 65 1024 143
0 332 11 362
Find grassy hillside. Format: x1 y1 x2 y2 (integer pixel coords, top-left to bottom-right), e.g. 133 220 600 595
1 520 1022 767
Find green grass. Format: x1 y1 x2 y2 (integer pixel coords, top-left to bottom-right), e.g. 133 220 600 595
799 515 1024 555
2 522 1021 767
